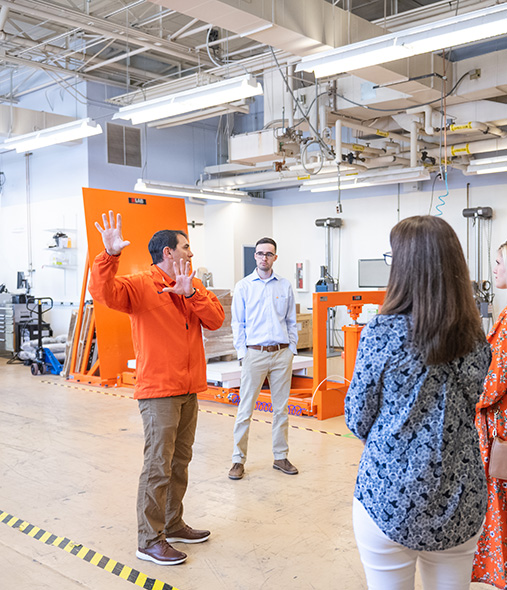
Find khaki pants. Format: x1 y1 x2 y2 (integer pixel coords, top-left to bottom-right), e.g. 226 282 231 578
137 394 197 549
232 347 293 464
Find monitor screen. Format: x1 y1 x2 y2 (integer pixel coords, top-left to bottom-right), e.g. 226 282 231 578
16 271 26 289
358 259 390 288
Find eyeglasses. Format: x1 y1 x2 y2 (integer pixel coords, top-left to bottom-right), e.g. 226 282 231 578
255 251 275 259
383 252 392 266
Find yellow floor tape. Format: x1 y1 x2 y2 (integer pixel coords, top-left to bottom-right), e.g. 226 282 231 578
0 511 180 590
42 380 357 438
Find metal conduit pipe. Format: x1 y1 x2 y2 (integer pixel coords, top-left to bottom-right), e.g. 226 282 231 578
335 120 342 166
201 169 321 189
201 161 368 190
410 120 419 167
360 155 411 169
447 121 507 138
406 105 435 136
289 161 358 173
333 116 414 146
339 142 387 156
0 6 9 30
423 136 507 158
287 65 294 128
319 104 327 136
202 153 415 191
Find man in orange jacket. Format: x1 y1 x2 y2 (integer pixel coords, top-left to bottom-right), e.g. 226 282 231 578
89 210 224 566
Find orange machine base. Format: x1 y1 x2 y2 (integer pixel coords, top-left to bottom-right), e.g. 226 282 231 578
110 371 346 419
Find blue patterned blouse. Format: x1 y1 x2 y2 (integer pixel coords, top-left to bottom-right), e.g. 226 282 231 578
345 314 491 551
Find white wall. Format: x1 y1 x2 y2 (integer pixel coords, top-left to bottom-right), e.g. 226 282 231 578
202 198 272 290
270 173 507 323
0 145 89 335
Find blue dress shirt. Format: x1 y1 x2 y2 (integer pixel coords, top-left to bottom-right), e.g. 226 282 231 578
231 269 298 360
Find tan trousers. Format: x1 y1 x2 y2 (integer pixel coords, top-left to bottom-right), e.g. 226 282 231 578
137 394 197 549
232 347 294 464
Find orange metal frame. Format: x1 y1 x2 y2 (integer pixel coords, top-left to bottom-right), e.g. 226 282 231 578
311 290 385 420
69 285 385 417
196 291 386 420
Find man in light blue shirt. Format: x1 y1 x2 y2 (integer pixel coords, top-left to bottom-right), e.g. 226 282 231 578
228 237 298 480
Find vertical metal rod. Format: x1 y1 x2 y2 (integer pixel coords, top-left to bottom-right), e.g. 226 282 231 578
410 120 418 167
325 223 332 273
287 64 294 128
475 218 482 283
466 183 470 265
25 152 34 290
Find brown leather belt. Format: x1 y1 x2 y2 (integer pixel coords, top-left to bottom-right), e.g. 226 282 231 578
247 343 289 352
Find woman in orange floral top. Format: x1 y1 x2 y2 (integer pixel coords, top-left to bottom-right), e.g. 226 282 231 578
473 240 507 588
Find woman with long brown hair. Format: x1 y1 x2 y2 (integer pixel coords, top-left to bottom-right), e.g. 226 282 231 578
345 215 490 590
473 240 507 588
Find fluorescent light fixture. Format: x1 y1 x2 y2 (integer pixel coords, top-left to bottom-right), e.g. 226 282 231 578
299 167 430 191
297 3 507 77
135 179 249 203
1 118 103 153
466 155 507 175
113 75 263 125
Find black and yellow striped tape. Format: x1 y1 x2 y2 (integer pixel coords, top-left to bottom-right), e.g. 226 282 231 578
198 408 357 438
41 379 133 399
42 381 356 439
0 511 179 590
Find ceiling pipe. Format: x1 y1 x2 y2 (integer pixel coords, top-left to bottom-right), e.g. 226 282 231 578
410 120 418 167
335 120 342 167
0 5 9 28
333 116 414 146
447 121 507 138
423 135 507 158
286 64 295 129
361 155 411 169
201 152 417 190
406 106 436 136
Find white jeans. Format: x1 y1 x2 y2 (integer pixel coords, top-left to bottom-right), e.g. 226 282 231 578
352 498 482 590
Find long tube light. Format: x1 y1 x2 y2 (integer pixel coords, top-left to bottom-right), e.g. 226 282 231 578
134 179 249 203
1 118 103 153
113 75 263 125
299 167 430 191
297 3 507 78
466 155 507 175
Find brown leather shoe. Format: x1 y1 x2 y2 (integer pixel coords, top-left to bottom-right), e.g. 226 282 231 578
166 524 210 544
228 462 245 480
273 458 298 475
136 540 187 565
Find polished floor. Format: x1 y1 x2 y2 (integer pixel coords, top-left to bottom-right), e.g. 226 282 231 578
0 358 492 590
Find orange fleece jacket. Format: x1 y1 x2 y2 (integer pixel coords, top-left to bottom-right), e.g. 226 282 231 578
89 250 225 399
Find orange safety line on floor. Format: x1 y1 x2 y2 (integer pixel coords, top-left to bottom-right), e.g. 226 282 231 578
0 510 179 590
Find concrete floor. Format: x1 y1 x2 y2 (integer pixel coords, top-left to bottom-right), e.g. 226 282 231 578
0 358 492 590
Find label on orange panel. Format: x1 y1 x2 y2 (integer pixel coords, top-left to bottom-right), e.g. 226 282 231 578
128 197 147 204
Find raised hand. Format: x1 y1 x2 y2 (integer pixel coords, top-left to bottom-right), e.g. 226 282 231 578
94 210 131 256
162 259 196 297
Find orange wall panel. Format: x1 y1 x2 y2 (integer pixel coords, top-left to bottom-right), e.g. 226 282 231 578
82 188 188 382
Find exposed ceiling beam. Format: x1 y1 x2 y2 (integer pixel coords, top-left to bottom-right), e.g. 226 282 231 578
0 33 172 86
0 0 211 66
